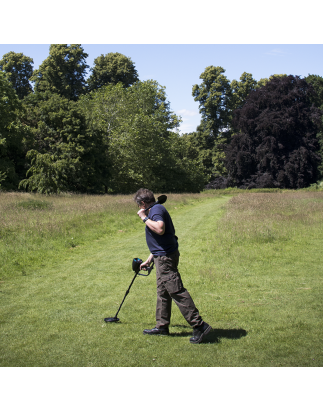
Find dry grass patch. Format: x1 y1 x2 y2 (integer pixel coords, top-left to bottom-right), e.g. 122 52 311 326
216 191 323 246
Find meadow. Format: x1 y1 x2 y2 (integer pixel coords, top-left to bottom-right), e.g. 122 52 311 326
0 189 322 366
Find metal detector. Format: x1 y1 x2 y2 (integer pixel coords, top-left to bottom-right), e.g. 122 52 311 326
104 258 154 323
144 194 167 212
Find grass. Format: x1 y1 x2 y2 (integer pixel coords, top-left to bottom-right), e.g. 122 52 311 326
0 190 323 366
0 192 205 278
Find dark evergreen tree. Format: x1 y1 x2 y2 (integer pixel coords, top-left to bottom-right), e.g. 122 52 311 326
223 75 322 189
20 91 109 194
0 71 28 190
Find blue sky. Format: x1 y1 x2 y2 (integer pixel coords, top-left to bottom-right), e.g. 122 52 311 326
0 44 322 134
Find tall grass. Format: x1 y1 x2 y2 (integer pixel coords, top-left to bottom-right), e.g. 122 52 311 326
216 191 323 246
1 189 321 280
0 191 222 279
2 189 321 281
200 191 323 285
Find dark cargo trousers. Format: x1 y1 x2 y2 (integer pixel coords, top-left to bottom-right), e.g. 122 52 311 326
154 250 203 329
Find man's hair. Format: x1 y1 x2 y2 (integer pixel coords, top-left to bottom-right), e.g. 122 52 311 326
133 188 156 206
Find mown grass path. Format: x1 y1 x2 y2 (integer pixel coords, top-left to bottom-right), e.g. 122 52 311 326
1 193 323 367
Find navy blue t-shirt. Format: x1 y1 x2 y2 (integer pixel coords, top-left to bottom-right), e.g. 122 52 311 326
145 204 178 256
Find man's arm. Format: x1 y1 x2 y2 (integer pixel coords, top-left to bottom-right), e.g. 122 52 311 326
145 219 165 235
137 209 165 235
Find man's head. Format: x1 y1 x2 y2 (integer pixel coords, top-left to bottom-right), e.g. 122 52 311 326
133 188 156 207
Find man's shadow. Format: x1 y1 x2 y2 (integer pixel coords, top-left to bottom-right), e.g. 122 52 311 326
170 325 247 343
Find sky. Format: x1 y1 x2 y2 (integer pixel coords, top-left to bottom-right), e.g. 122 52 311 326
1 44 322 134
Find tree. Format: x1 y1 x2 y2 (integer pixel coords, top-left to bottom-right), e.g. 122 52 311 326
20 91 108 194
30 44 89 101
305 74 323 178
0 72 27 190
305 74 323 109
168 131 209 189
224 75 322 189
180 130 215 183
192 66 232 138
191 68 262 179
80 80 175 193
0 51 34 99
80 80 203 193
87 52 139 91
192 66 233 179
230 72 258 113
256 74 287 89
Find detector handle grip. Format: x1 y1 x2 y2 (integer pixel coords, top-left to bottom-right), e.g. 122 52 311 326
138 261 154 276
132 258 154 276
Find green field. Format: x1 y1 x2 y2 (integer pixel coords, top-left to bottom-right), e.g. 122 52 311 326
1 190 323 366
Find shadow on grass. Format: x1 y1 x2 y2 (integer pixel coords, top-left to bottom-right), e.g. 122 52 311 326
170 325 247 344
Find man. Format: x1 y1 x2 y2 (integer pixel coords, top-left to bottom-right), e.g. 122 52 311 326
134 188 211 344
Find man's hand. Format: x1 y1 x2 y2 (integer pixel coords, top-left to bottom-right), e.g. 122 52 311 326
140 254 153 271
137 208 147 220
140 261 150 271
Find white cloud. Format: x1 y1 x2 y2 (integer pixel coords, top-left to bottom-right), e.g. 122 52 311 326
174 109 201 134
176 124 195 134
265 49 288 56
176 109 199 117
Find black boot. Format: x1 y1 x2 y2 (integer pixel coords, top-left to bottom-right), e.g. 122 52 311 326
143 327 169 336
190 322 212 344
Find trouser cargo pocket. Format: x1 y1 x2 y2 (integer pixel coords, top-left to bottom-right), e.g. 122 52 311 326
162 272 183 294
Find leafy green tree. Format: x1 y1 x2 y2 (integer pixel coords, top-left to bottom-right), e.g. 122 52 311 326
192 66 232 138
230 72 258 112
20 91 108 194
192 66 233 179
180 130 215 182
305 74 323 109
30 44 89 101
87 52 139 91
160 132 205 192
210 72 258 176
80 80 203 193
224 75 322 189
80 81 174 193
0 72 27 190
193 68 260 136
0 51 34 99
